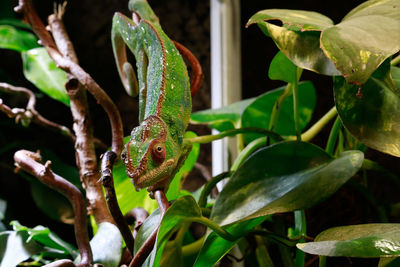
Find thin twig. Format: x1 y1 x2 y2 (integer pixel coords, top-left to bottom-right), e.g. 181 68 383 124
101 151 134 256
0 82 107 149
0 83 71 137
14 150 92 267
128 190 170 267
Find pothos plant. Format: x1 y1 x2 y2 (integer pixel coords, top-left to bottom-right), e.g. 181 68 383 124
0 0 399 267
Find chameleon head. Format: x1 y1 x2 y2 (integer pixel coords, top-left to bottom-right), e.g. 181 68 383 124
121 115 178 191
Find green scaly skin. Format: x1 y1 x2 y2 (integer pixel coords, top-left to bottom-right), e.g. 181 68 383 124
112 0 192 193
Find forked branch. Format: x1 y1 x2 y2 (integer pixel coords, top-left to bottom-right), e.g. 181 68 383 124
14 150 92 267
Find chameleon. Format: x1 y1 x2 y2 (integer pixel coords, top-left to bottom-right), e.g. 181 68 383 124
112 0 199 193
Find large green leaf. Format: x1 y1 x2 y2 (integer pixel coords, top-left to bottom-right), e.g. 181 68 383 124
247 0 400 84
321 0 400 84
247 9 333 31
190 98 255 131
166 131 200 200
151 196 202 267
247 11 339 76
211 141 363 226
241 82 315 143
134 209 161 255
298 224 400 257
11 221 78 258
0 25 38 52
22 47 69 106
0 231 41 267
87 222 123 267
334 64 400 157
193 217 265 267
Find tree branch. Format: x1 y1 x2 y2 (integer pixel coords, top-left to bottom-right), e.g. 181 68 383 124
14 150 92 267
15 0 124 156
16 0 118 223
101 151 134 256
0 82 74 140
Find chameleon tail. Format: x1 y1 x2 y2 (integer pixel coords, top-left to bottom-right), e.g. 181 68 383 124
128 0 160 25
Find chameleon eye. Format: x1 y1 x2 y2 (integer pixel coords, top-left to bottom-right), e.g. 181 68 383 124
151 143 166 163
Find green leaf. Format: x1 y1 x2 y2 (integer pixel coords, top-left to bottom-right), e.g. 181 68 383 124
0 19 32 29
241 82 316 143
0 199 5 231
246 9 334 31
379 257 400 267
268 51 298 83
248 0 400 84
22 47 69 106
193 217 265 267
135 196 203 266
247 12 339 76
334 64 400 156
134 209 161 256
391 66 400 91
151 196 202 266
114 136 158 214
87 222 123 267
297 224 400 257
321 0 400 84
0 198 5 221
190 98 255 131
166 131 200 200
0 231 41 267
11 221 78 258
160 241 184 267
211 141 363 226
0 25 38 52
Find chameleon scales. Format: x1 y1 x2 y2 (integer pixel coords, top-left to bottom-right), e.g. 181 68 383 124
112 0 202 194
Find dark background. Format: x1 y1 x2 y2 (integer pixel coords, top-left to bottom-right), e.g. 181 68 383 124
0 0 399 266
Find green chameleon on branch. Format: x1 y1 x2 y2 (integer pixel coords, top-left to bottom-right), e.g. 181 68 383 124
111 0 278 195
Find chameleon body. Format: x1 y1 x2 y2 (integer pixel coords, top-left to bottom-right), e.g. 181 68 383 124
112 0 192 192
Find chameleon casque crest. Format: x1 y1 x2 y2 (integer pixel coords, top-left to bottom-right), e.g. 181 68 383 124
112 0 193 192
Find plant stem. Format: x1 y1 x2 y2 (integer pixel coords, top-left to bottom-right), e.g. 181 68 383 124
292 68 301 141
182 236 205 256
268 84 292 132
325 116 341 155
184 127 282 145
230 137 266 171
190 216 237 241
391 54 400 66
287 106 337 142
198 171 231 208
175 223 190 247
255 235 274 267
294 210 307 267
319 256 327 267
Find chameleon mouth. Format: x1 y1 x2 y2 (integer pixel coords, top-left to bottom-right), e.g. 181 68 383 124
130 158 175 191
